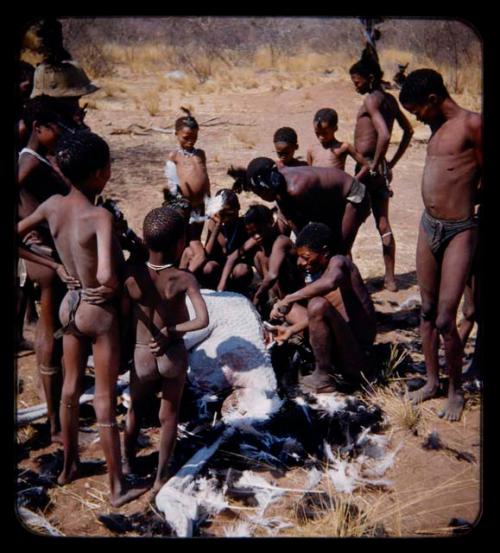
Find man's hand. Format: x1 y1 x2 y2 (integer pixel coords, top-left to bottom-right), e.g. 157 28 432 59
274 325 295 344
269 298 292 321
81 285 115 305
55 265 81 289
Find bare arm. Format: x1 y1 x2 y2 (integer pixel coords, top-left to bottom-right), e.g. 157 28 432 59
365 94 391 171
17 155 40 188
187 239 207 273
217 236 259 292
386 105 414 171
306 147 313 166
270 257 348 318
253 235 292 305
204 217 222 256
171 276 209 334
95 210 119 290
17 199 51 237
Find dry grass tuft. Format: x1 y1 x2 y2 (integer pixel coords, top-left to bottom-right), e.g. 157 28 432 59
143 89 161 117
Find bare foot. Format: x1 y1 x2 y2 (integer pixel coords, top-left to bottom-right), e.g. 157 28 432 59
301 372 336 394
384 277 398 292
51 432 63 445
111 483 151 508
408 381 439 405
438 391 465 422
122 458 134 476
57 463 79 486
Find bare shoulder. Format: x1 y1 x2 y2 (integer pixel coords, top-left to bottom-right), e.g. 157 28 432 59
365 91 384 109
337 142 350 153
196 148 207 161
465 110 482 132
166 150 178 162
329 254 350 270
92 205 114 227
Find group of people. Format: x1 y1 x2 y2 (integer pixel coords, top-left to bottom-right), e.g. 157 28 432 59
16 48 482 508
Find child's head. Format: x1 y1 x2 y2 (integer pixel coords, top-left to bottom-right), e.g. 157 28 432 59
215 188 240 223
243 204 274 239
22 95 66 151
143 206 186 260
295 222 336 274
399 68 449 124
56 130 111 193
313 108 338 145
163 194 192 223
273 127 299 166
349 59 384 94
174 107 199 150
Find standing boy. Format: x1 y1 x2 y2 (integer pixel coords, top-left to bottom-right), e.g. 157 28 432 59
122 207 209 492
350 58 414 291
17 130 148 505
400 69 482 421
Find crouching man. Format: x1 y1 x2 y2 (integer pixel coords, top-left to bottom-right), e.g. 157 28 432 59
270 222 376 393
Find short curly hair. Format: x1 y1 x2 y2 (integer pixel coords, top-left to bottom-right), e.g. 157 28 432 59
399 68 449 105
295 222 335 253
143 206 186 252
273 127 298 145
313 108 338 128
55 130 110 186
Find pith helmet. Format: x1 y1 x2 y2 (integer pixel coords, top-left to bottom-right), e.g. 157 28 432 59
31 60 99 98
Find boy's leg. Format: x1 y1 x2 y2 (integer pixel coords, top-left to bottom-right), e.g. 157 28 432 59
302 296 366 392
436 228 477 421
123 368 156 475
371 194 397 291
341 195 370 254
30 263 64 442
58 333 87 485
92 322 150 507
155 370 186 493
409 224 441 404
201 260 222 290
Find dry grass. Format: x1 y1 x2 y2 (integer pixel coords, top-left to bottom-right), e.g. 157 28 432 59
142 89 161 117
364 381 423 434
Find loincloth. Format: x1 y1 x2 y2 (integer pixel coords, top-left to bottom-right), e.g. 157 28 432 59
421 210 478 256
134 339 186 381
346 178 367 205
54 289 84 339
356 159 392 200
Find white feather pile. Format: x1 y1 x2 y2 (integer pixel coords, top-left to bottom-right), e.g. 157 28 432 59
223 521 253 537
310 393 347 415
327 458 360 494
396 294 421 311
234 471 286 515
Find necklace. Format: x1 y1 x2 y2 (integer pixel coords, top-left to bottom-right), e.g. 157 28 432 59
177 147 197 158
146 261 174 272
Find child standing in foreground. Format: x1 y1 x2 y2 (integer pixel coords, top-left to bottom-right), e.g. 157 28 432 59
122 207 209 491
17 130 149 507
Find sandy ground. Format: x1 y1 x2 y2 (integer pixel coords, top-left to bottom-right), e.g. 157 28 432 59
15 72 481 537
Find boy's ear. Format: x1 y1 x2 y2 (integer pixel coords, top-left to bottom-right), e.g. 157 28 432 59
428 93 439 106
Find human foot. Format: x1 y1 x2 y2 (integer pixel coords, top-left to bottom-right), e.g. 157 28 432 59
110 482 150 508
408 381 439 404
57 463 80 485
383 277 398 292
301 372 337 394
438 391 465 422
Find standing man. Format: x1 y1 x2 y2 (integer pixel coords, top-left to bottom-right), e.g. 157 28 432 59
400 69 482 421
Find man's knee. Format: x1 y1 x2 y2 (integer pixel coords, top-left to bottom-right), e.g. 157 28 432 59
420 302 437 323
232 263 252 281
308 297 330 319
435 311 457 335
203 261 220 276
